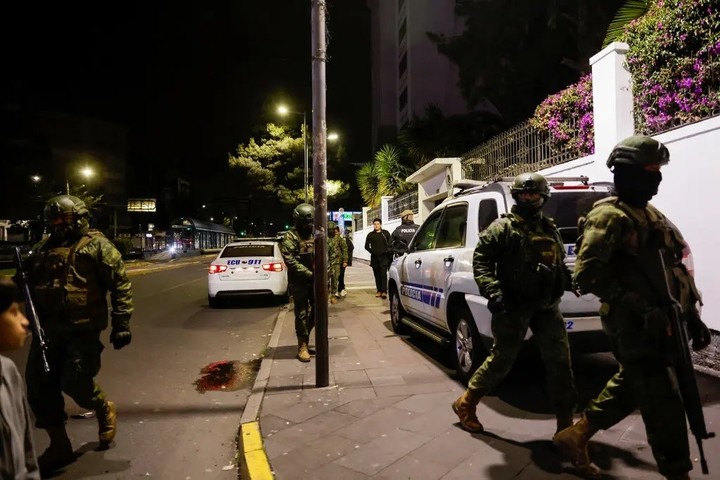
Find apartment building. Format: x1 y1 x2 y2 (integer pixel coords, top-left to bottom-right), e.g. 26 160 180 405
366 0 469 150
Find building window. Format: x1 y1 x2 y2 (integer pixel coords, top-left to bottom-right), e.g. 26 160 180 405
398 18 406 42
399 87 408 110
398 52 407 78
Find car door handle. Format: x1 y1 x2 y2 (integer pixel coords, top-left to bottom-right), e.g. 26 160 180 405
443 256 454 263
414 259 422 266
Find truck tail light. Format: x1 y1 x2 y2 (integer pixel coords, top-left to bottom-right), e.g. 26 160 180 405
208 264 228 274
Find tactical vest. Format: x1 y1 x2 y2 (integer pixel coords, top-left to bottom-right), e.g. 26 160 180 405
30 231 107 330
579 197 701 311
298 236 314 271
501 213 564 302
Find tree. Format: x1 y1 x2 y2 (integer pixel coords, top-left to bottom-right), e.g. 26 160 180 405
428 0 624 123
603 0 650 47
398 105 504 168
228 123 349 206
356 144 413 207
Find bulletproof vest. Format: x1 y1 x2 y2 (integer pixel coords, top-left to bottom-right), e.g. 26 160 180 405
299 236 314 271
589 197 702 310
30 232 102 327
504 213 563 302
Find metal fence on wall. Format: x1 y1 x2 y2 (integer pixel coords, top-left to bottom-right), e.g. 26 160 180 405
388 191 418 220
461 119 584 182
367 206 381 224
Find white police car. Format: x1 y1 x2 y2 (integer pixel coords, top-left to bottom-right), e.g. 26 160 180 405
388 176 615 381
207 238 288 307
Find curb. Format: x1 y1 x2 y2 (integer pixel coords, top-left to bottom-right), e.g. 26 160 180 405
237 306 288 479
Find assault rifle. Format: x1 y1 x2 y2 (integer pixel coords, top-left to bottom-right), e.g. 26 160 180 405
13 247 50 373
656 251 714 474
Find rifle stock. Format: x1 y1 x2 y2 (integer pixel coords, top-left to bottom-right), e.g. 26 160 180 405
13 247 50 373
657 252 714 475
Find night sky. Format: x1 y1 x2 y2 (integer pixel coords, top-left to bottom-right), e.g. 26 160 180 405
1 1 371 222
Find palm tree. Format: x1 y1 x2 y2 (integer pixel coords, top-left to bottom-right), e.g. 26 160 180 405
603 0 650 47
374 145 411 198
356 161 381 208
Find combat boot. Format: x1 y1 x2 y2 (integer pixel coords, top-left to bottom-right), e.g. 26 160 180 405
96 400 117 447
451 389 484 433
552 414 601 479
297 336 311 362
38 425 74 473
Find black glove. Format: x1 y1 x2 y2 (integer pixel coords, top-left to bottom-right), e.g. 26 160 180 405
688 315 712 351
110 328 132 350
487 295 506 315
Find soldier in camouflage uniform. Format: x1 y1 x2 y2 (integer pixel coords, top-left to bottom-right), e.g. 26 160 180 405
553 136 711 480
452 173 578 438
279 203 315 362
327 221 348 304
24 195 133 472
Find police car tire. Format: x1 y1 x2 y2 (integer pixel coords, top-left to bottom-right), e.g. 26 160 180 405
208 295 219 309
452 309 486 383
389 287 411 335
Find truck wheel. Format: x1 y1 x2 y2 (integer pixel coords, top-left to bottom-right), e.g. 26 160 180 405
452 308 487 383
389 287 410 335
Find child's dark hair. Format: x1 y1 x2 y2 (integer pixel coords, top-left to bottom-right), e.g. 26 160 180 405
0 277 21 313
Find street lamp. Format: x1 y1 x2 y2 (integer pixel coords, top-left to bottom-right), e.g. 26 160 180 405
327 132 339 142
65 165 94 194
277 104 309 203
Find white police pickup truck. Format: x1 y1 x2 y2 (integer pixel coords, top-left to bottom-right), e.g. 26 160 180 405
387 176 613 380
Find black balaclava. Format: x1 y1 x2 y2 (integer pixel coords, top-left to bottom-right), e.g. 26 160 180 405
48 216 89 245
612 164 662 207
296 220 313 237
513 196 544 219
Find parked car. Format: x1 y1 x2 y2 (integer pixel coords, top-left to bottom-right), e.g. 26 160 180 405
0 241 33 269
207 237 288 307
387 176 614 380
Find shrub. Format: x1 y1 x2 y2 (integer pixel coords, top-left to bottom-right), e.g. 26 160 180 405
621 0 720 133
530 74 595 156
112 238 134 259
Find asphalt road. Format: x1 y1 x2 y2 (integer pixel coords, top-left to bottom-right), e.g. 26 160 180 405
7 261 281 479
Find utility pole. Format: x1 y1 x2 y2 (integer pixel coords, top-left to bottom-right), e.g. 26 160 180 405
311 0 329 388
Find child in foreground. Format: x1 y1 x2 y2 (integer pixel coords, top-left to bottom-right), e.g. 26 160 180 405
0 276 40 479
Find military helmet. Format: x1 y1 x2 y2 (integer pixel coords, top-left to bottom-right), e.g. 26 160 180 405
510 173 550 199
292 203 314 227
607 135 670 169
43 195 89 224
328 221 337 230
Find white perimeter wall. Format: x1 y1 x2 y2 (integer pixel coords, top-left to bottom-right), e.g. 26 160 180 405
353 42 720 330
538 116 720 330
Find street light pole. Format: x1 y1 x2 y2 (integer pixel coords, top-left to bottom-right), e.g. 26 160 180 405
312 0 329 388
303 111 309 203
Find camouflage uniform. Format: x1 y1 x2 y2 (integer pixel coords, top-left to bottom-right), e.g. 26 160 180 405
468 206 576 415
571 197 701 476
26 221 133 429
327 227 348 298
279 227 315 338
553 135 710 480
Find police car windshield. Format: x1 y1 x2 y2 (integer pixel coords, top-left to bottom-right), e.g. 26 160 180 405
221 245 274 258
543 191 611 244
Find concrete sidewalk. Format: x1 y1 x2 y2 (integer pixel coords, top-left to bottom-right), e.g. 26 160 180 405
240 263 720 480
